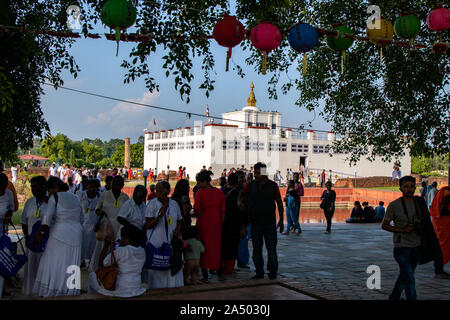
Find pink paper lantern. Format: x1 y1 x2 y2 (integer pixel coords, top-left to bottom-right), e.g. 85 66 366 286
250 22 282 75
426 7 450 32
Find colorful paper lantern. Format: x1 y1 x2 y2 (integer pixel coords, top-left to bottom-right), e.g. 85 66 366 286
250 22 282 75
213 14 245 71
394 12 421 57
394 12 421 39
426 7 450 32
367 17 394 65
367 17 394 46
288 23 318 75
326 23 354 73
101 0 137 56
427 7 449 54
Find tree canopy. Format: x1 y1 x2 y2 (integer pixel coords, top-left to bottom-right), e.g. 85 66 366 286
1 0 448 165
40 134 126 168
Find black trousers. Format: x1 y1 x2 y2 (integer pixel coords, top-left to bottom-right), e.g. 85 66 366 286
323 209 334 232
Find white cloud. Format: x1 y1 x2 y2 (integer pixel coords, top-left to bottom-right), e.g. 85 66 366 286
85 91 162 138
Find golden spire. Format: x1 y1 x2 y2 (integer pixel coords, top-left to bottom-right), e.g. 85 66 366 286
247 82 256 107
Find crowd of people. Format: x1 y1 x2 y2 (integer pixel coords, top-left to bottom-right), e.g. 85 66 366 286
1 158 449 301
345 201 385 223
0 161 315 299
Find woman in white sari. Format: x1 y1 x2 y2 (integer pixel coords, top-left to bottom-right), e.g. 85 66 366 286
33 177 83 297
21 176 48 296
143 181 183 289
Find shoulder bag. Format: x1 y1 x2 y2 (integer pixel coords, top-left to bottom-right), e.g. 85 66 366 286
144 207 172 270
95 242 118 290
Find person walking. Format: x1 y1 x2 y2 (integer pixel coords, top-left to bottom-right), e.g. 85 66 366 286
193 170 226 283
239 162 284 280
292 173 304 234
143 181 183 288
33 177 83 297
320 181 336 233
382 176 442 300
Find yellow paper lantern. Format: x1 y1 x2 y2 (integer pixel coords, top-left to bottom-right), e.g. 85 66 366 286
367 17 394 46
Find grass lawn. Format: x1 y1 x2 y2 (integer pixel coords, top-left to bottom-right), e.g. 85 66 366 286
11 204 24 227
363 186 421 195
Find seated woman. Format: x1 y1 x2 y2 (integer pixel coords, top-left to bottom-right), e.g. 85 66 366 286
88 224 147 298
346 201 364 223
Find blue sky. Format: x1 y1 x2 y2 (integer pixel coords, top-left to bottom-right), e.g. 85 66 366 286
41 13 330 144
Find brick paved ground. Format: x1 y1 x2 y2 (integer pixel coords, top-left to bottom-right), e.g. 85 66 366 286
4 223 450 300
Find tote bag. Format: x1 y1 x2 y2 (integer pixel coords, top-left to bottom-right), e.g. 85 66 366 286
144 208 171 270
0 224 27 278
95 242 119 290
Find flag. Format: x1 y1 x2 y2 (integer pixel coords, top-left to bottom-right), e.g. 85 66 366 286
206 105 209 117
153 118 156 126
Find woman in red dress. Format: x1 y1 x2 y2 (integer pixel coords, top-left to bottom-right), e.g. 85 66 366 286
194 170 226 283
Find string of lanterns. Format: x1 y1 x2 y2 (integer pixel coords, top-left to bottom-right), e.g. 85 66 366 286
1 0 448 73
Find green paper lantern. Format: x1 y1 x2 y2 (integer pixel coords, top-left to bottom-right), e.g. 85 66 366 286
326 24 354 74
326 24 354 52
101 0 137 55
394 12 421 39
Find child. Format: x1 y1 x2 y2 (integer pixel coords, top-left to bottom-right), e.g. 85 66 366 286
183 226 205 285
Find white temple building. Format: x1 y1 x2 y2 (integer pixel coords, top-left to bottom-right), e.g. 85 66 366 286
143 83 411 180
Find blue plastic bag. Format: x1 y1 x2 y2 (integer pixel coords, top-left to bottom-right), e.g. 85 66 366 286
27 221 49 253
0 234 27 278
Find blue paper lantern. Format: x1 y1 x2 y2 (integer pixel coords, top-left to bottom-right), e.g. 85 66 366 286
288 23 318 53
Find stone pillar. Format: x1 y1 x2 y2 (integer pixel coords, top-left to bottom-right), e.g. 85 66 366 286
124 137 131 168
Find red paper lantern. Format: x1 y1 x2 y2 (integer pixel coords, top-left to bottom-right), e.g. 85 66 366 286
426 7 450 32
250 22 282 75
213 14 245 71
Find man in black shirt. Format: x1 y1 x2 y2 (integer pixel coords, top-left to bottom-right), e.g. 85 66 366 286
239 162 284 280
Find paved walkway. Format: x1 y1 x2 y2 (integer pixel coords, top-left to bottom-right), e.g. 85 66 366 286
4 223 450 300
